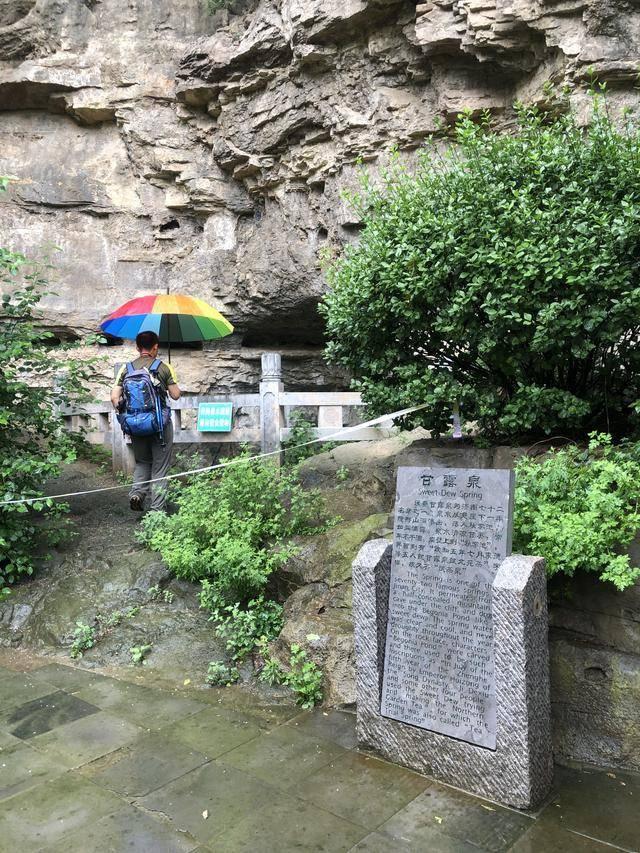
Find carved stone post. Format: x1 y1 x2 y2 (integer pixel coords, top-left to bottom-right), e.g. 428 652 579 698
259 352 284 463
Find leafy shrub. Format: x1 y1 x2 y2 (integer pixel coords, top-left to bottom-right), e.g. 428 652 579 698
147 586 174 604
322 95 640 442
281 411 340 466
284 644 323 708
206 661 240 686
97 610 123 629
130 644 152 664
282 411 317 466
138 449 331 603
336 465 349 484
200 583 284 661
70 622 95 659
1 177 98 594
258 646 285 686
256 641 323 707
514 434 640 590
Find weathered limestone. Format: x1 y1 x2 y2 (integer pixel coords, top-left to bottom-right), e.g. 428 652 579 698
3 0 640 392
353 539 553 808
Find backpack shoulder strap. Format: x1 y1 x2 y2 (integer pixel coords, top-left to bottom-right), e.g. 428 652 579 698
125 362 136 376
149 358 162 375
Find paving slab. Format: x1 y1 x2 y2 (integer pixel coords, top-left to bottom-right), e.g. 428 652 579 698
0 648 51 671
81 731 210 797
220 725 346 790
508 819 617 852
36 804 200 853
0 727 21 749
195 683 299 728
0 671 59 712
165 707 262 759
0 772 124 848
0 741 67 802
295 751 430 830
286 709 358 750
379 783 534 852
539 766 640 851
208 791 368 852
0 690 100 739
136 760 284 845
349 829 477 852
29 710 143 766
73 677 206 728
348 832 414 852
29 663 110 693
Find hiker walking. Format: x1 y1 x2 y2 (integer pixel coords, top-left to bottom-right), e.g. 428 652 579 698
110 331 181 512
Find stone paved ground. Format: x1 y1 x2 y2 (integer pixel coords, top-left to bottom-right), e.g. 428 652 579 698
0 653 638 852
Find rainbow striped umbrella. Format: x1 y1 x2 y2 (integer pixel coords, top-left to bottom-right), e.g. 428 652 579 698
100 293 233 343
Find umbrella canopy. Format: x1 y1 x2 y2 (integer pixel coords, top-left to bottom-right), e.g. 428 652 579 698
100 294 233 343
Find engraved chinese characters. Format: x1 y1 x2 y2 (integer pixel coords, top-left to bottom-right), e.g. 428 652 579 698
380 467 514 749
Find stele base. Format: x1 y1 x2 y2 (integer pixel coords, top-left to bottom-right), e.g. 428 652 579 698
352 540 553 809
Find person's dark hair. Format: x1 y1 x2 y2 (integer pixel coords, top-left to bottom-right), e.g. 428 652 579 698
136 331 159 351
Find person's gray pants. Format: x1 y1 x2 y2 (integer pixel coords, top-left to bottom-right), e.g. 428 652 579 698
130 421 173 511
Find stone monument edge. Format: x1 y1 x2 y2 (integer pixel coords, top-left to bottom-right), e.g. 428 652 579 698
352 539 553 809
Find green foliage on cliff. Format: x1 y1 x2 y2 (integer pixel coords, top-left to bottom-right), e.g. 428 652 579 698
514 434 640 590
204 0 233 14
322 95 640 442
0 179 97 598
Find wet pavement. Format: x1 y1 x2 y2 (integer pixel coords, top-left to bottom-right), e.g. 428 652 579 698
0 654 638 852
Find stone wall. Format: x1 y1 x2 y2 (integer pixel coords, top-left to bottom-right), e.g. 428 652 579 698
3 0 640 391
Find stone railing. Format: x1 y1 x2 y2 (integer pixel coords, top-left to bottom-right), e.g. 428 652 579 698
58 352 394 474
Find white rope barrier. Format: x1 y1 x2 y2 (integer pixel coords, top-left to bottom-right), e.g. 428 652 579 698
0 402 429 508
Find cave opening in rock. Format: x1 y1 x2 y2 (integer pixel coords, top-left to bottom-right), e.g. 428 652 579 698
158 218 180 232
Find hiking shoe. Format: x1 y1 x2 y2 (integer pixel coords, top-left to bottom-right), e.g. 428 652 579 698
129 494 144 512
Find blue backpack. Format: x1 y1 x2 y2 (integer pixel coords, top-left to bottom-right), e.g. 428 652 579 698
117 359 170 442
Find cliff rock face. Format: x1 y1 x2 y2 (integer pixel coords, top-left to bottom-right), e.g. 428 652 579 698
1 0 640 390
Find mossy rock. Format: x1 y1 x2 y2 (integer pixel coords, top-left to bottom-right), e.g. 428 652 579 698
279 512 389 592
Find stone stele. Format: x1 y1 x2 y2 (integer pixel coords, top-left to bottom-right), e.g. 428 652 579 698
381 467 515 750
353 538 553 809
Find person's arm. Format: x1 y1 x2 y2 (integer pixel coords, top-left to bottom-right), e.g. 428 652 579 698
111 365 125 409
111 385 123 408
165 363 181 400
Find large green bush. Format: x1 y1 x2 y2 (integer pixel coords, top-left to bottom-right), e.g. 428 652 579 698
514 434 640 591
0 179 96 597
137 450 332 603
322 97 640 441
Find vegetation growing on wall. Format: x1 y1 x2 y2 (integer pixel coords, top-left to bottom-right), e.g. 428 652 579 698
514 434 640 590
203 0 234 13
0 178 97 600
322 94 640 442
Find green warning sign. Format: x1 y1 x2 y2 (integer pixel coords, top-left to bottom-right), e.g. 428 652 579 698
197 402 233 433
